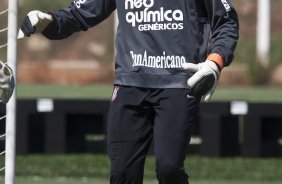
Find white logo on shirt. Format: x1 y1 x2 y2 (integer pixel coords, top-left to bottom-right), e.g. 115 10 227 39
130 50 187 69
74 0 87 8
125 0 184 31
221 0 231 12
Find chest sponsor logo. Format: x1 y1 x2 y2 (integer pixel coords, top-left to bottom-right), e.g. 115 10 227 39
130 50 187 69
125 0 184 31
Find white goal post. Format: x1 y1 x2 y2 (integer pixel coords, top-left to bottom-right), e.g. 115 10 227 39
5 0 18 184
256 0 271 67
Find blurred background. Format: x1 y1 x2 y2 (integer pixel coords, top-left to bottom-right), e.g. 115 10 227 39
1 0 282 184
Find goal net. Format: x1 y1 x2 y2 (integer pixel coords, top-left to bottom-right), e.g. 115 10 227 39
0 0 18 184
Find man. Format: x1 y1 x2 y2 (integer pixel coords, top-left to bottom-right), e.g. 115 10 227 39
18 0 239 183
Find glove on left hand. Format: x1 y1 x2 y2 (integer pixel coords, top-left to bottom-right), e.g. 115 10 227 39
0 61 15 104
182 60 220 102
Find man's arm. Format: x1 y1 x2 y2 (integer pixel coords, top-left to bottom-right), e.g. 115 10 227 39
42 0 116 40
18 0 116 40
182 0 239 102
204 0 239 68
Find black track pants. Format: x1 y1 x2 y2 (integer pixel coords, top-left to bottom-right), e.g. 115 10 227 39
107 86 200 184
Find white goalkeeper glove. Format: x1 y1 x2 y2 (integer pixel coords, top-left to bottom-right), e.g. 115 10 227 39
0 61 15 104
182 60 221 102
18 10 53 39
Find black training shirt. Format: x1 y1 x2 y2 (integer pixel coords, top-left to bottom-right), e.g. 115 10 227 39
42 0 239 88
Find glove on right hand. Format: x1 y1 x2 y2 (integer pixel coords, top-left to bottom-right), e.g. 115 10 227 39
17 10 53 39
182 60 220 102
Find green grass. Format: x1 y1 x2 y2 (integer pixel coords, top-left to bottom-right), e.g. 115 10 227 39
212 87 282 102
8 177 282 184
16 83 113 99
16 83 282 102
1 154 282 184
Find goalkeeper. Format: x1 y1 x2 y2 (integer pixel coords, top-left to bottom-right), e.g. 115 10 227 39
18 0 239 183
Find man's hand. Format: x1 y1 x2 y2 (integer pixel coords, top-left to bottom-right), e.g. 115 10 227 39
182 60 221 102
18 10 53 39
0 61 15 104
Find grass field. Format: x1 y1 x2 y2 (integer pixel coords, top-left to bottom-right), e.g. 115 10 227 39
16 83 282 102
11 177 282 184
1 154 282 184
